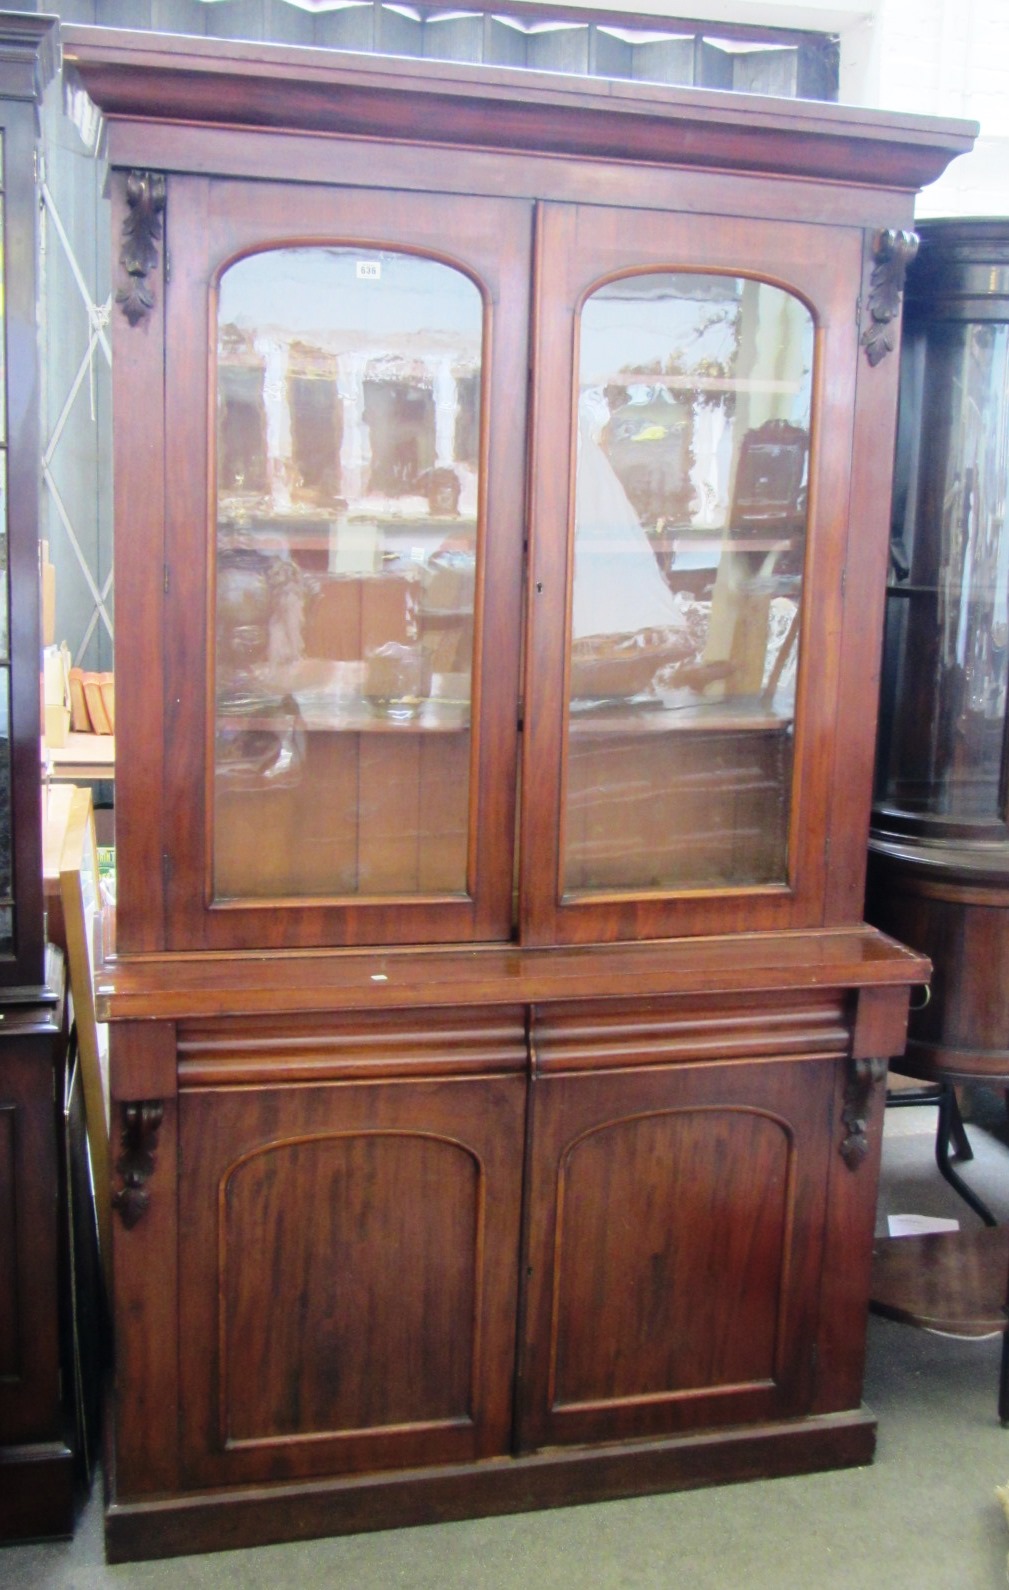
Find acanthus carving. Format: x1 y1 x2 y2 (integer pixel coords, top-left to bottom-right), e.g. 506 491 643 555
839 1056 887 1170
117 170 167 327
860 228 919 367
112 1099 164 1228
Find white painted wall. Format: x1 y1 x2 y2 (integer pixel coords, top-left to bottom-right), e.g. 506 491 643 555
846 0 1009 217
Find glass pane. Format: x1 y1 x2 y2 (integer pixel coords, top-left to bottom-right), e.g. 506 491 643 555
213 247 482 900
0 164 9 955
564 273 813 894
0 190 6 447
877 320 1009 824
0 186 6 664
0 452 8 660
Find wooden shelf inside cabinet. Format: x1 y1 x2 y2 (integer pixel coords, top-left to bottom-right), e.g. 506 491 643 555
568 699 791 735
219 705 471 735
667 535 801 554
223 661 470 734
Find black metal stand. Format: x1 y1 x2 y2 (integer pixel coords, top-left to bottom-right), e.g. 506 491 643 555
886 1081 998 1225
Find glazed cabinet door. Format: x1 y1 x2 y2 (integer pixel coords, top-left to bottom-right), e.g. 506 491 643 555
516 994 847 1450
177 1009 526 1486
521 203 866 945
116 174 530 953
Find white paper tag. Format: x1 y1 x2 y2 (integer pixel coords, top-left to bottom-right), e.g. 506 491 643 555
887 1213 960 1237
356 260 381 280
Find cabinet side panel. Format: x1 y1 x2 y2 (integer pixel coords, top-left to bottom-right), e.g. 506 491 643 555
812 1052 886 1412
0 1103 18 1379
109 1021 180 1496
111 171 170 953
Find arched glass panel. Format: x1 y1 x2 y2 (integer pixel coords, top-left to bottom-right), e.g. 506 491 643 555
212 247 483 900
564 272 814 894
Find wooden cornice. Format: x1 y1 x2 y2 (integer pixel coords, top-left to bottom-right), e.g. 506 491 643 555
62 25 975 192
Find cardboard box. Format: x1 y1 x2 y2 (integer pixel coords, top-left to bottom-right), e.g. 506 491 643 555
44 701 70 747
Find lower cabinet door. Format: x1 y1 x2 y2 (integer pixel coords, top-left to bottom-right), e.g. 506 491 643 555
178 1070 526 1486
516 1051 838 1451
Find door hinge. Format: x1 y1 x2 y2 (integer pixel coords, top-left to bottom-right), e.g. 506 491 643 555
841 567 847 600
162 850 171 890
164 564 170 594
164 249 171 285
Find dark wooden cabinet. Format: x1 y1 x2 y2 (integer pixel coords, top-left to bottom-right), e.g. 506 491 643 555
0 963 72 1542
0 15 75 1545
63 24 974 1561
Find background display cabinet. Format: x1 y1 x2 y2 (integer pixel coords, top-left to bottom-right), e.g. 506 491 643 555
0 14 72 1543
63 26 972 1561
869 220 1009 1086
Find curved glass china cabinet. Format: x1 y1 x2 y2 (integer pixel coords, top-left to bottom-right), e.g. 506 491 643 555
870 220 1009 1081
64 25 971 1562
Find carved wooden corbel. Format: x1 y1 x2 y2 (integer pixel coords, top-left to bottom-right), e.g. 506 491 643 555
839 1056 887 1169
117 170 167 327
860 228 919 367
112 1099 164 1228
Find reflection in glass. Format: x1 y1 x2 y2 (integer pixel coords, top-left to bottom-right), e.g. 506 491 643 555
565 273 813 894
877 321 1009 826
0 667 10 907
212 247 483 901
0 184 6 448
0 167 9 955
0 453 7 661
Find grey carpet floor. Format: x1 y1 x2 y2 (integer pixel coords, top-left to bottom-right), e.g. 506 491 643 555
6 1084 1009 1588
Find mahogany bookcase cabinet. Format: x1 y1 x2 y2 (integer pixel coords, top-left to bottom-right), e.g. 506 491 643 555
64 27 972 1561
